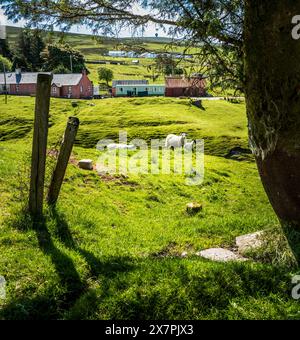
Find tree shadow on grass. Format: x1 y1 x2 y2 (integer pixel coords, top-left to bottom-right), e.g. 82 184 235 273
50 208 134 280
96 259 296 320
281 224 300 267
3 209 297 320
1 209 135 320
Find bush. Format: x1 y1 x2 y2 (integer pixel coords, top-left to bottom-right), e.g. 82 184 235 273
52 64 71 74
0 56 13 72
42 43 87 73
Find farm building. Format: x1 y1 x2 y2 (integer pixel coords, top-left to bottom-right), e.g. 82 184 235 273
165 75 207 97
0 70 93 99
112 80 149 87
108 51 137 58
111 76 206 98
140 52 158 59
114 84 165 97
112 80 149 97
108 51 127 57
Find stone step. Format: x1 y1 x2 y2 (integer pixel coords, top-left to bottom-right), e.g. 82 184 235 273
197 248 247 262
78 159 94 170
236 231 264 255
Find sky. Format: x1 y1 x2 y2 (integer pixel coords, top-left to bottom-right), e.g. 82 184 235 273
0 7 169 38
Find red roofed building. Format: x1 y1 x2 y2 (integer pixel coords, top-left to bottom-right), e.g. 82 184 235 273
0 70 93 99
165 75 206 97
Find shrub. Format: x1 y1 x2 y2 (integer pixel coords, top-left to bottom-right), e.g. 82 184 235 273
0 56 12 72
52 64 71 74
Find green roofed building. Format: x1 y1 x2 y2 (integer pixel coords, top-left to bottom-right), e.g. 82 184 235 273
113 84 165 97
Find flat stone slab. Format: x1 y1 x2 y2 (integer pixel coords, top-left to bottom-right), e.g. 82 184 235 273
197 248 247 262
236 231 264 255
78 159 94 170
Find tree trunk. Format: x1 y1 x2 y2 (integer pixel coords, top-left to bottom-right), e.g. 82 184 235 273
244 1 300 261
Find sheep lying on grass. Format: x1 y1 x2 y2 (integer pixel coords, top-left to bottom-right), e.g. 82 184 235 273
107 143 136 150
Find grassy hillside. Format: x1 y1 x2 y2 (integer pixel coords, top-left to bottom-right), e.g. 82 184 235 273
5 26 197 86
6 26 175 48
0 96 248 155
0 95 299 320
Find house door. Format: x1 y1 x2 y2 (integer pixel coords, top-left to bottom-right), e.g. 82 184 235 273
138 91 148 97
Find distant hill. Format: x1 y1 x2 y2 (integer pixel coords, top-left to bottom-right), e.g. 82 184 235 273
4 25 194 85
6 26 173 46
123 36 174 44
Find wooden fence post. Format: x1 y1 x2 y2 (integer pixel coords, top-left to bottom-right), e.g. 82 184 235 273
29 73 53 216
47 116 80 206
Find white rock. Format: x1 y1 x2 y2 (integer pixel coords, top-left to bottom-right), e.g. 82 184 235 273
78 159 93 170
181 252 188 258
197 248 247 262
236 231 264 255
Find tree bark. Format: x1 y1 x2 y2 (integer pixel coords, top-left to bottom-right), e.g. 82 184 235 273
244 1 300 261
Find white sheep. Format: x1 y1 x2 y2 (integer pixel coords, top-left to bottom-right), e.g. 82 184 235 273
184 140 196 152
107 143 136 150
165 133 187 149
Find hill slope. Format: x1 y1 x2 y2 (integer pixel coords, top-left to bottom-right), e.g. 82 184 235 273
5 26 195 85
0 96 297 320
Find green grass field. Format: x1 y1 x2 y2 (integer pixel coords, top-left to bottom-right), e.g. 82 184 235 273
0 95 299 320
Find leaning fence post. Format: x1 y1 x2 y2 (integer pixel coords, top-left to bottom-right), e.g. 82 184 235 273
29 73 53 216
47 117 80 206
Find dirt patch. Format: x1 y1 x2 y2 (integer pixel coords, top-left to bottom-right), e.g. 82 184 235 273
151 242 195 258
98 174 121 182
115 179 140 187
98 174 140 187
152 242 180 258
47 149 77 165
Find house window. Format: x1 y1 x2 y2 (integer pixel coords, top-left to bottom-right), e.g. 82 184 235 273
120 88 123 92
68 86 72 94
80 86 83 93
16 85 20 93
52 87 57 94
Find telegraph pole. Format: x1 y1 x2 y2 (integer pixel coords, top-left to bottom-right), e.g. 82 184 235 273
3 62 7 104
70 55 73 73
0 22 8 103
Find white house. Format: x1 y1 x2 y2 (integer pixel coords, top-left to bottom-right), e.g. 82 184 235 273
108 51 127 58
